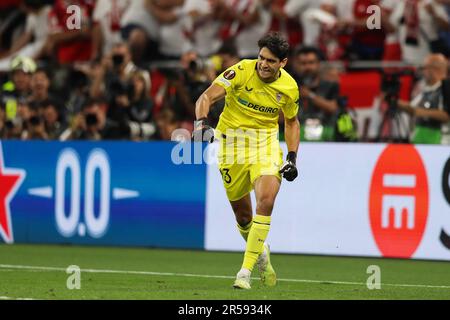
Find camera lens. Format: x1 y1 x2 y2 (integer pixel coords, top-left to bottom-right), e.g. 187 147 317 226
112 54 125 67
85 113 98 126
189 60 198 71
5 120 14 129
29 115 41 126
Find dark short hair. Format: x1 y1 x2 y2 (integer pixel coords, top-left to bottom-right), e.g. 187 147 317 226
29 99 46 110
258 32 289 61
33 67 50 79
294 45 324 61
217 39 239 57
82 98 104 110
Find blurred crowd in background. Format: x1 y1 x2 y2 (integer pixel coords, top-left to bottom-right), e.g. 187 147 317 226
0 0 450 144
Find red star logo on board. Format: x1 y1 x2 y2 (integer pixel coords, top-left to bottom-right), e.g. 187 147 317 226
0 142 26 244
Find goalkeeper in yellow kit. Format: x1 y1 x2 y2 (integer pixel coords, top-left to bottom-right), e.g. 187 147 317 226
193 32 300 289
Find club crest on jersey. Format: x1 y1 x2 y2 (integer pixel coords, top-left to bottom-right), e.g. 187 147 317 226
276 93 283 102
224 70 236 80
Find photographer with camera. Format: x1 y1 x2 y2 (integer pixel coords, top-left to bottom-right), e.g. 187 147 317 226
90 42 145 100
290 46 339 142
23 113 47 140
397 53 450 144
127 71 156 140
61 99 120 141
109 71 156 141
21 101 47 140
161 50 212 132
89 42 154 140
42 101 66 140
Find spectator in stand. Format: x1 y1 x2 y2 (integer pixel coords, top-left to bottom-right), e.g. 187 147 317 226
0 1 51 71
116 71 157 141
22 109 48 140
64 68 90 118
267 0 302 48
290 46 339 141
319 0 352 59
397 53 450 144
381 0 403 61
387 0 450 66
90 42 149 101
91 0 131 60
3 97 32 139
1 96 31 140
43 101 66 140
120 0 162 64
41 0 95 64
161 50 211 132
0 0 25 58
89 44 153 140
270 0 321 47
0 0 22 18
321 0 386 61
183 0 223 58
61 99 121 141
321 64 342 83
216 39 240 72
29 68 50 107
146 0 191 60
29 68 63 119
218 0 272 58
155 107 189 140
0 56 36 128
436 0 450 54
0 103 4 138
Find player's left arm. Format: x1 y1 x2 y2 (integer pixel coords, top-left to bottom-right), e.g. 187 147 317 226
284 115 300 156
279 91 300 182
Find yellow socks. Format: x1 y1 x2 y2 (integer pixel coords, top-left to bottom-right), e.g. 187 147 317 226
237 220 253 241
242 214 271 272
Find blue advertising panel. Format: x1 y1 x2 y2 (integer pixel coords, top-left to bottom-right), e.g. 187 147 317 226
0 141 206 249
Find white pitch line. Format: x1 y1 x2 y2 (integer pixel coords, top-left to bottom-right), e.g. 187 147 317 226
0 296 36 300
1 264 450 290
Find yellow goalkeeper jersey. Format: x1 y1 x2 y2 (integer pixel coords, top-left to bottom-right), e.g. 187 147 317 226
213 59 299 136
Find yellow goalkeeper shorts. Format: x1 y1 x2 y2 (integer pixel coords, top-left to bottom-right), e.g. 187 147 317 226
217 133 283 202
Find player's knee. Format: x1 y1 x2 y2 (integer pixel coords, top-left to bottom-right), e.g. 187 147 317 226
236 212 252 226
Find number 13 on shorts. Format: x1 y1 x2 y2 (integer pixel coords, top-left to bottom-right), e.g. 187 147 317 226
220 168 232 184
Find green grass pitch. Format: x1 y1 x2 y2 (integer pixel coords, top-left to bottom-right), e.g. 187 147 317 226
0 244 449 300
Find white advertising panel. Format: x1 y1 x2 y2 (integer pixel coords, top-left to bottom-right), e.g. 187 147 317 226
205 143 450 261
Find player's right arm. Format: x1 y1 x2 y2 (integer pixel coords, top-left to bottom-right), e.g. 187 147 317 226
197 61 245 119
192 84 226 142
195 83 226 120
193 62 245 141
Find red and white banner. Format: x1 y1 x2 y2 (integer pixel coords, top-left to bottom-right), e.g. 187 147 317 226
205 143 450 261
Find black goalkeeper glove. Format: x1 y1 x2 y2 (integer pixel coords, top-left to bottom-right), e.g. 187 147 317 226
279 151 298 182
192 117 215 143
